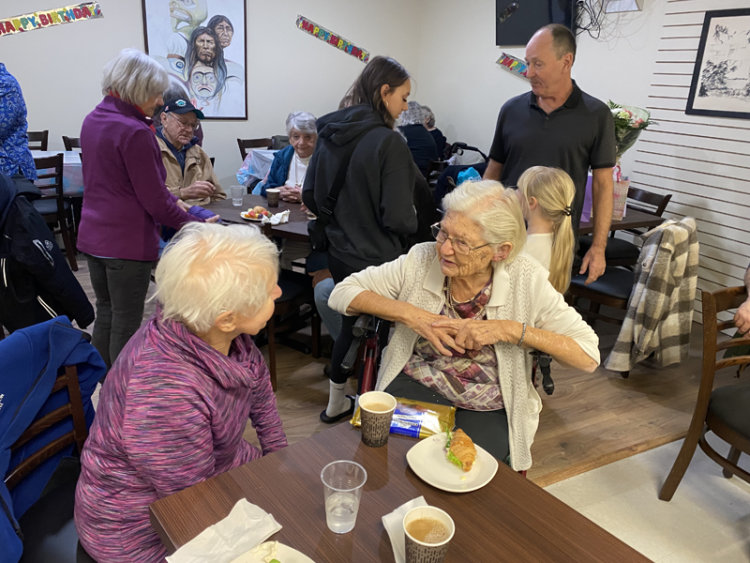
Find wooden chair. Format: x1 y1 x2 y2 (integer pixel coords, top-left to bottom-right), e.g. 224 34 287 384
237 138 273 160
27 130 49 151
578 187 672 267
659 286 750 501
5 365 96 563
33 154 78 271
61 136 81 151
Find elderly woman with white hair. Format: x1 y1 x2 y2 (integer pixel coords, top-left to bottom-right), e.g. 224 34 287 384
329 181 599 470
75 223 287 563
256 111 318 200
78 48 217 368
399 100 439 177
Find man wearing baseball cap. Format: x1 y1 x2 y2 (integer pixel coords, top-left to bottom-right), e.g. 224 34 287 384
156 97 226 206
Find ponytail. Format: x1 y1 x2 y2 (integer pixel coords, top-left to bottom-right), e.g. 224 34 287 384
518 167 576 293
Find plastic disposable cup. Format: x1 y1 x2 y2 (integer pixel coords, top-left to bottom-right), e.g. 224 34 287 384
320 460 367 534
230 185 244 207
266 188 280 207
403 506 455 563
359 391 397 447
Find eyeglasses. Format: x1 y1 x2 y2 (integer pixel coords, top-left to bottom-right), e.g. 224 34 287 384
168 112 200 131
431 223 491 255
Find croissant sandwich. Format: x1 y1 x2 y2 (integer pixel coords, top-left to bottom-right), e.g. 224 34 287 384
446 429 477 472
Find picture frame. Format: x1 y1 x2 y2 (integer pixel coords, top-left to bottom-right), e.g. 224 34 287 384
141 0 247 120
686 8 750 120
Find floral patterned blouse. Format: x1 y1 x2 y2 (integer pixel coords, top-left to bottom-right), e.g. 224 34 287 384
0 63 37 181
402 279 505 411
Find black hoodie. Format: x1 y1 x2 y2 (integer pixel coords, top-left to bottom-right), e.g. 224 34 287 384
302 105 417 272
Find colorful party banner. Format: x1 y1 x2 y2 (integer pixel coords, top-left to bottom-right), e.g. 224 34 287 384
496 52 529 80
0 3 102 37
296 15 369 63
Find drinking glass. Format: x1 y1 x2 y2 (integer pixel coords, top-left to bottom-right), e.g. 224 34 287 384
230 185 244 207
320 460 367 534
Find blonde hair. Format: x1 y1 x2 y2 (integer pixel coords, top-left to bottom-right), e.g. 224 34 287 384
442 180 526 263
518 166 576 293
154 223 279 333
101 48 169 107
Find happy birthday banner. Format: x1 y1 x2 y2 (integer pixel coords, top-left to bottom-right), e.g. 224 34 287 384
0 3 102 37
496 52 529 80
296 15 369 63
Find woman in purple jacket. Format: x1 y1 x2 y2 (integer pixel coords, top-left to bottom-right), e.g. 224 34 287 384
78 49 216 368
75 223 288 563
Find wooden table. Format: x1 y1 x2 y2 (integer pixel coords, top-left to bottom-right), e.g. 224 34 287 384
578 208 664 236
149 424 652 562
206 194 310 242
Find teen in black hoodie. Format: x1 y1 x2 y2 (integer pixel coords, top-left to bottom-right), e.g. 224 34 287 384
302 56 417 422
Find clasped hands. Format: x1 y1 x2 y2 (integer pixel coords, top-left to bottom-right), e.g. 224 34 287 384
405 307 519 357
279 185 302 203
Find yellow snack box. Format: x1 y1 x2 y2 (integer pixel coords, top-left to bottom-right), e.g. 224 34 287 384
351 397 456 439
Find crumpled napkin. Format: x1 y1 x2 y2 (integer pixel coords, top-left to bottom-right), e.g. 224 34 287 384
381 496 428 563
166 499 282 563
262 210 290 225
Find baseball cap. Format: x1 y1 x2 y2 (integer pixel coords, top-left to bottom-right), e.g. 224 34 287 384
163 97 205 120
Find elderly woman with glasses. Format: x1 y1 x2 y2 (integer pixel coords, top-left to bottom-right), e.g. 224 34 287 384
329 180 599 471
78 49 217 368
75 223 287 563
256 111 318 202
156 95 226 206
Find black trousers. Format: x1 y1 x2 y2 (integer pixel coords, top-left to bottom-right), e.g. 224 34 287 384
86 255 153 368
385 372 511 464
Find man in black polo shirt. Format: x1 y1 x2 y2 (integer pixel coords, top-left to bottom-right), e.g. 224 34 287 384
484 24 615 284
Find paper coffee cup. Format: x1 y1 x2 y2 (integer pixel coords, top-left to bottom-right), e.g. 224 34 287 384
359 391 397 448
266 188 280 207
403 506 455 563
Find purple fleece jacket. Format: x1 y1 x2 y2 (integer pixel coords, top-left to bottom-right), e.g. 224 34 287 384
78 96 198 261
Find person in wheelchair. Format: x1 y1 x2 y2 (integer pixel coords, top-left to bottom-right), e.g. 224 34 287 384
329 180 599 472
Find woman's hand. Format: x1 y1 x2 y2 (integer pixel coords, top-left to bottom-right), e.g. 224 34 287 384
403 306 464 356
176 199 191 212
180 181 215 200
431 318 521 351
279 185 302 203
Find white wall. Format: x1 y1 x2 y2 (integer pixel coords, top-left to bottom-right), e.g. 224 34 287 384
1 0 423 186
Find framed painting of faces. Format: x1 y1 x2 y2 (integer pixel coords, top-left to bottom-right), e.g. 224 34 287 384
142 0 247 120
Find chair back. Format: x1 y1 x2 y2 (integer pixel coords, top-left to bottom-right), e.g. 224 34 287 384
61 136 81 151
627 187 672 217
33 154 65 217
702 287 750 387
4 366 89 491
237 138 273 160
27 131 49 151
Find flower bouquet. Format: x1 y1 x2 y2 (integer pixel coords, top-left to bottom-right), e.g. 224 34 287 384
608 101 657 161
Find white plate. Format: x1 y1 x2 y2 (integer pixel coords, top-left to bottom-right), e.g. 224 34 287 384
240 211 271 222
230 541 316 563
406 433 499 493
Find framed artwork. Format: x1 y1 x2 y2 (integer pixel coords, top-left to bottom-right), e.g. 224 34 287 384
142 0 247 120
686 8 750 120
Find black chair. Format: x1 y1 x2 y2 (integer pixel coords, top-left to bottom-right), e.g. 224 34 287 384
33 154 78 271
578 187 672 267
62 136 81 151
27 131 49 151
6 365 97 563
237 138 273 160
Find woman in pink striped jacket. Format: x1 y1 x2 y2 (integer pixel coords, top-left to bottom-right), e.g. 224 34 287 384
74 223 288 563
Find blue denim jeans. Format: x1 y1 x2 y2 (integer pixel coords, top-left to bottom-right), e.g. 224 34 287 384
314 277 341 341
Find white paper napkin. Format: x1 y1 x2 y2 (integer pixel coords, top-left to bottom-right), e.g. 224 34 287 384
381 496 428 563
166 499 282 563
263 210 290 225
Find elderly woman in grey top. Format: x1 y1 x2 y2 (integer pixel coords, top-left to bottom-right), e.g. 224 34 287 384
399 101 439 177
257 111 317 200
329 180 599 470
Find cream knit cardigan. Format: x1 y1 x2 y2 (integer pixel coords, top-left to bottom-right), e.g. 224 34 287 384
329 243 600 471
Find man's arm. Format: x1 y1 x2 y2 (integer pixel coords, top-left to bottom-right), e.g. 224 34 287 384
483 159 503 181
580 167 613 284
734 263 750 334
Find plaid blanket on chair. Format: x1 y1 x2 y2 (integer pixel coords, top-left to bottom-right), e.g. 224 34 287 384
605 217 699 372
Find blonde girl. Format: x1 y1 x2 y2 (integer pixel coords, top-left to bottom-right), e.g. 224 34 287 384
518 166 576 293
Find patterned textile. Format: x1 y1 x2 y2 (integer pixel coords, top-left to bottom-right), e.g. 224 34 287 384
403 279 504 410
605 217 699 372
0 63 37 181
74 308 287 563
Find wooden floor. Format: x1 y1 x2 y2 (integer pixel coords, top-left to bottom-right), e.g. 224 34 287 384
71 259 744 487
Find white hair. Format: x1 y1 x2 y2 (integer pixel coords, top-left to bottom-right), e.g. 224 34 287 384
154 223 279 333
101 48 169 107
399 101 425 126
442 180 526 263
422 105 436 128
286 111 317 136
